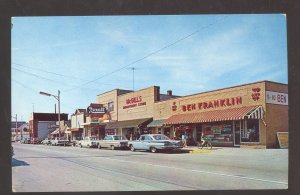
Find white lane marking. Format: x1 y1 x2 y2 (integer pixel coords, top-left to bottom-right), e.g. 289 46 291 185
94 156 288 186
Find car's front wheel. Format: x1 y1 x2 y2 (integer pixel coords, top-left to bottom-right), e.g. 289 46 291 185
111 145 115 150
98 144 101 149
130 145 135 152
150 147 157 153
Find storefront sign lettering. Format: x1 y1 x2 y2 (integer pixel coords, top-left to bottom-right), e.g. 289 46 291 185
126 96 142 104
266 91 288 105
87 105 105 114
181 97 242 112
123 96 147 109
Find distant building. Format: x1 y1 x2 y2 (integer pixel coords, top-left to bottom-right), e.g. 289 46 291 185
11 121 27 141
70 109 86 140
29 112 68 141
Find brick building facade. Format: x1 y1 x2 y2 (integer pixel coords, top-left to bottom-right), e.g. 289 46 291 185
97 81 288 148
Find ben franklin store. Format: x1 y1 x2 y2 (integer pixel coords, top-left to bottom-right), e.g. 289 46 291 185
159 81 288 148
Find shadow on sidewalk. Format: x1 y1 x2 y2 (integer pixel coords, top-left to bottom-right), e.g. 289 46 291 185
11 158 30 167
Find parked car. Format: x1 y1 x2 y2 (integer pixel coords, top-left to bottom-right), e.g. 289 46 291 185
31 137 40 144
78 136 100 148
41 138 51 145
128 134 182 153
50 137 69 146
98 135 128 150
20 138 31 144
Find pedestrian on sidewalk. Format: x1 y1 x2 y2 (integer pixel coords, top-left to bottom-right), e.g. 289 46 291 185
182 133 187 147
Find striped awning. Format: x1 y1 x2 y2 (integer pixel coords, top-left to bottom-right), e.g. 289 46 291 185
164 105 264 125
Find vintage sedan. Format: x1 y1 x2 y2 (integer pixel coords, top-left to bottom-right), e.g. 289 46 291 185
50 137 69 146
41 138 51 145
128 134 182 153
78 136 100 148
20 138 31 144
98 135 128 150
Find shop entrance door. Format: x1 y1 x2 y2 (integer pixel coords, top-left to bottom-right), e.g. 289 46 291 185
234 121 241 146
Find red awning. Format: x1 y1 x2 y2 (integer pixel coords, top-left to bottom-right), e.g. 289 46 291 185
164 105 263 125
70 128 83 132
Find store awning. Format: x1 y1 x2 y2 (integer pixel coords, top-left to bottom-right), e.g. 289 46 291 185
147 119 166 127
105 118 152 129
70 128 83 132
164 105 264 125
50 129 60 135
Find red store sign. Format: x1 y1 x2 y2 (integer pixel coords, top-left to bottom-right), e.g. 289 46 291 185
173 96 243 112
123 96 147 109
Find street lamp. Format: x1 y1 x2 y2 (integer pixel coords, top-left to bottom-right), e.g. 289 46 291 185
39 90 61 138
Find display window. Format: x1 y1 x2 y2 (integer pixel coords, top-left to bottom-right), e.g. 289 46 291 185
105 129 116 135
203 121 233 144
123 128 134 140
164 128 171 137
241 119 259 142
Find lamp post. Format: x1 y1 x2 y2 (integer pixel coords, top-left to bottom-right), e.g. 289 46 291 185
40 90 61 138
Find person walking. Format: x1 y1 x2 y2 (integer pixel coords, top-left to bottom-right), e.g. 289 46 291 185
182 133 187 147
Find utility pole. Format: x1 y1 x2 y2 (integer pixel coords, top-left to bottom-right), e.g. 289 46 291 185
40 90 61 138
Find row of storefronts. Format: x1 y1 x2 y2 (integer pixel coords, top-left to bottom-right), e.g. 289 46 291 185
66 80 287 148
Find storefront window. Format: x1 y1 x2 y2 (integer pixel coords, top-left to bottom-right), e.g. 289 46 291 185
234 121 241 145
105 129 116 135
203 122 233 144
241 119 259 142
164 128 171 138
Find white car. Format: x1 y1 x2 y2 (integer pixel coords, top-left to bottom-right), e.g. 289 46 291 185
78 136 99 148
97 135 128 150
41 138 51 145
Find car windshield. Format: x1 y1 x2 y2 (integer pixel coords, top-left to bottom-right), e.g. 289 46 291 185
113 136 126 140
152 134 170 140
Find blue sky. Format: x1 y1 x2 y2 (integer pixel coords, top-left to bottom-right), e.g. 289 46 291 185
11 14 287 121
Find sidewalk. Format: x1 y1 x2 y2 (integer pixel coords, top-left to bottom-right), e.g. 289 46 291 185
180 146 219 153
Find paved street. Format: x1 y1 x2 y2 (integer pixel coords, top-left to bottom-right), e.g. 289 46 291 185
12 142 288 192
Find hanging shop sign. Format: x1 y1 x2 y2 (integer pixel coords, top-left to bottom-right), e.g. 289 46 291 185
123 95 147 109
172 96 243 112
87 103 106 119
266 91 288 105
87 106 105 114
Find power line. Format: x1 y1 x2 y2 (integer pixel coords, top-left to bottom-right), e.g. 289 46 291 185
12 63 128 88
12 67 65 84
12 63 89 82
63 15 230 92
12 78 40 93
12 78 78 112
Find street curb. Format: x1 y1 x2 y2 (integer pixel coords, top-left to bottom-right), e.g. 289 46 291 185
189 149 212 154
